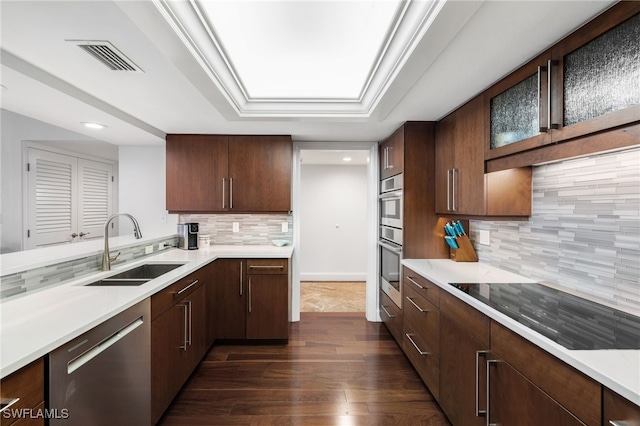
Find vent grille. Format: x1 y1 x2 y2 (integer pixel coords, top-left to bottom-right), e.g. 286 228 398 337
71 40 143 73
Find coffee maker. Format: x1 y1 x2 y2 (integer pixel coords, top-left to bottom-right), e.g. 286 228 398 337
177 223 199 250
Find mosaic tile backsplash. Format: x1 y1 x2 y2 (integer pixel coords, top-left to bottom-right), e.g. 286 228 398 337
178 214 293 245
471 147 640 311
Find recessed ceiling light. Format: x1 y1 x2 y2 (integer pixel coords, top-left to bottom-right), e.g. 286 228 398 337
342 157 352 162
81 122 107 129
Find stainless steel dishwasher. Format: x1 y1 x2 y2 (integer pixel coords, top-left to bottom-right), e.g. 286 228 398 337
49 299 150 425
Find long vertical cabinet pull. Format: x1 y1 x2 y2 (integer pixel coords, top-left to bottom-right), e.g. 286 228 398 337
179 303 188 350
186 300 192 346
475 351 489 417
452 168 459 212
248 277 252 313
229 178 234 209
387 146 393 170
446 169 452 211
538 65 548 132
486 359 499 426
222 178 226 209
239 261 243 296
548 59 559 130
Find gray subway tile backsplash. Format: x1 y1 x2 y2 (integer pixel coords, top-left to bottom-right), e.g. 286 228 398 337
471 146 640 311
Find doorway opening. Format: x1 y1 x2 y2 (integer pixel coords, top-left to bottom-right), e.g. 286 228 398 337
291 143 379 321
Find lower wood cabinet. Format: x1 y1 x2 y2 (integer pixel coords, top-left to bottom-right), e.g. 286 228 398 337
379 289 403 345
0 358 44 426
214 258 289 340
151 272 209 425
604 387 640 426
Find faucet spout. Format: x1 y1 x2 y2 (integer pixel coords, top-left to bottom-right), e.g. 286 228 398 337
102 213 143 271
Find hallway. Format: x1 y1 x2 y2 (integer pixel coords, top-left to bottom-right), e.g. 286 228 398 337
158 313 450 425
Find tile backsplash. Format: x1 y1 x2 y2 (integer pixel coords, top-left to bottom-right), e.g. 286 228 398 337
179 214 293 245
471 147 640 311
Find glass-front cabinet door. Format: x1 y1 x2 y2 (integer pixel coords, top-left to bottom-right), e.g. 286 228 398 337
486 3 640 160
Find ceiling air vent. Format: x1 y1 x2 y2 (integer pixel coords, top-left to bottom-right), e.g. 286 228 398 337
70 40 143 73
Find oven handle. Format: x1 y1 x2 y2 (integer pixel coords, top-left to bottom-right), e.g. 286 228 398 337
379 190 403 199
378 240 402 253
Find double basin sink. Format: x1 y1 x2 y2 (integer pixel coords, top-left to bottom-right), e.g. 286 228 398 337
86 263 184 286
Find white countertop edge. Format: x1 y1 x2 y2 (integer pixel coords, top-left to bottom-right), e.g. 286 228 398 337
402 258 640 407
0 245 294 378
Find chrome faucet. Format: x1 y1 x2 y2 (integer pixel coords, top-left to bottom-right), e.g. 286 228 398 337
102 213 143 271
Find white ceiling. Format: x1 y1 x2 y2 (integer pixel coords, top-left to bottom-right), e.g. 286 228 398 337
0 0 616 148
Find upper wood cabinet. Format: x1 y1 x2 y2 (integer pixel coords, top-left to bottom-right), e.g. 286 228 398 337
485 2 640 163
435 95 532 218
166 134 292 213
379 126 404 180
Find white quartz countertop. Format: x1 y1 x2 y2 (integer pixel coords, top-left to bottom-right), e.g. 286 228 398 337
402 258 640 407
0 244 294 378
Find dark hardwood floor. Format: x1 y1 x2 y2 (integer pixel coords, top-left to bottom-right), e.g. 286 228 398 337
158 312 450 425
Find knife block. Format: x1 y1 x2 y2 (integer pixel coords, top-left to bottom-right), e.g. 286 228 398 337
449 235 478 262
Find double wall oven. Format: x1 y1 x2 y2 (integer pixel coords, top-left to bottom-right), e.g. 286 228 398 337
379 174 403 308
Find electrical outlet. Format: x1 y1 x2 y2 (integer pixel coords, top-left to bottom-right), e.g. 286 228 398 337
479 230 491 246
161 210 167 224
232 222 240 233
144 245 154 254
281 222 288 233
159 242 168 250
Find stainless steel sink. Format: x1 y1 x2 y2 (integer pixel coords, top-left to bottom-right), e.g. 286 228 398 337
86 263 184 286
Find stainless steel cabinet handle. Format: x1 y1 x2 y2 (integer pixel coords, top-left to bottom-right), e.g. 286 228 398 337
548 59 559 130
384 147 389 170
475 350 489 417
406 276 424 290
452 168 458 211
177 279 199 295
180 303 188 350
229 177 234 209
387 146 393 169
248 265 284 269
239 261 243 296
446 169 451 211
0 398 20 413
248 277 252 313
222 178 226 209
380 305 395 318
609 421 632 426
486 359 499 426
186 300 192 346
405 333 430 355
405 296 428 313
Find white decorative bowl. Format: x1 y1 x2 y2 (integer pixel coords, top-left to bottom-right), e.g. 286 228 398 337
272 239 289 247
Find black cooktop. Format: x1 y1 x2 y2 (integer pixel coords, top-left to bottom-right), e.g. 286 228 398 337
449 282 640 350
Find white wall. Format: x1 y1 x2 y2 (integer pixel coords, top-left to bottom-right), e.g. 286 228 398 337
117 146 178 236
299 164 368 281
0 109 118 253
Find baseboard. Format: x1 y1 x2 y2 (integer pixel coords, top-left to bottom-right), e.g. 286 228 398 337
300 272 367 282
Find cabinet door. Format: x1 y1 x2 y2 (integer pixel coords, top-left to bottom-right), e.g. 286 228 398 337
379 290 403 345
0 359 44 426
213 259 246 339
603 387 640 426
151 303 188 425
439 314 488 426
184 285 208 374
228 135 292 212
435 111 456 214
487 356 585 426
246 274 288 339
166 134 229 212
379 127 404 180
551 4 640 144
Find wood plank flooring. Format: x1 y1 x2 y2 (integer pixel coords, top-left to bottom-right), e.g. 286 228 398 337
158 313 450 425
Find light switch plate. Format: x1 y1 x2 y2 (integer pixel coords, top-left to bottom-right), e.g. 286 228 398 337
479 230 490 246
145 245 154 254
281 222 288 233
232 222 239 233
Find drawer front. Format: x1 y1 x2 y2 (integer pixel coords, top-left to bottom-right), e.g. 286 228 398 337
402 267 439 307
246 258 288 275
0 358 44 426
379 290 403 345
603 387 640 426
151 270 206 320
491 321 601 426
440 290 490 347
403 284 439 354
402 331 439 400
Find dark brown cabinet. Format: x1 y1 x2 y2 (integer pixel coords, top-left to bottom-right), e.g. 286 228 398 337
603 387 640 426
151 271 209 425
435 95 532 217
485 2 640 166
213 258 289 341
166 134 292 213
379 289 403 345
379 127 404 180
0 358 44 426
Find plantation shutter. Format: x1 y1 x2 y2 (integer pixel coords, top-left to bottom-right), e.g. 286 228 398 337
78 159 113 240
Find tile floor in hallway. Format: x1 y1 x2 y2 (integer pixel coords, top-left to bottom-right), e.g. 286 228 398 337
300 281 366 313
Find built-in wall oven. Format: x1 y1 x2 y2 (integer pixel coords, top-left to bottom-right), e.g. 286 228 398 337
379 174 403 308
